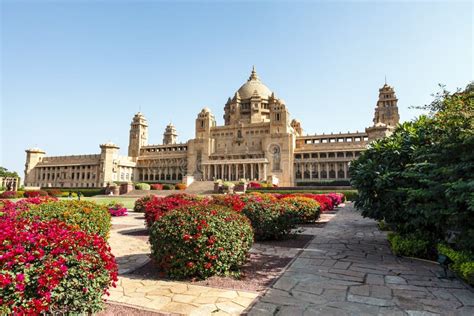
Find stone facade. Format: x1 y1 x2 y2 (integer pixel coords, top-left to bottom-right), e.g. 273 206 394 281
24 68 399 188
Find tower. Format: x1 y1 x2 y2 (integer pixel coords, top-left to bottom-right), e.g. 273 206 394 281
373 83 400 127
163 123 178 145
24 147 46 187
128 112 148 157
99 142 119 186
366 82 400 140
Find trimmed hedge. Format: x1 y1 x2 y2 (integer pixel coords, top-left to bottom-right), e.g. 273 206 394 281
135 183 151 190
242 200 300 241
296 180 351 187
387 232 431 258
247 189 358 201
280 196 320 223
19 200 111 239
149 204 253 279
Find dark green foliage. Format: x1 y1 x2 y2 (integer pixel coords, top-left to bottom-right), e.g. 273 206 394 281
351 84 474 253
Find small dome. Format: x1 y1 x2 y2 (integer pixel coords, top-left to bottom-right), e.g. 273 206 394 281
236 66 272 100
201 107 211 113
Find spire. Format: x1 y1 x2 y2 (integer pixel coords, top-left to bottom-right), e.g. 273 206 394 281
248 65 259 81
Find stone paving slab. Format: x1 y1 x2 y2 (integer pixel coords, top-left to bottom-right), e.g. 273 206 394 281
107 276 258 315
247 204 474 316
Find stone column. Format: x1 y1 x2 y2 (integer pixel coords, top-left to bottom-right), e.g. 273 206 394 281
344 162 348 179
263 163 267 181
326 163 329 179
243 164 247 180
221 164 224 180
250 163 254 180
309 163 313 180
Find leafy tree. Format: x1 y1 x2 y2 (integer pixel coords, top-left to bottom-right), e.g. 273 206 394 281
350 83 474 252
0 167 19 178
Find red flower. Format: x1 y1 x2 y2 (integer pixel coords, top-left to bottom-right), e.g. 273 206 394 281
186 261 194 268
183 234 192 241
204 262 212 269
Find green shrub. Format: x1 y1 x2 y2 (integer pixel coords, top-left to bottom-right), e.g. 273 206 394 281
387 233 431 258
135 183 151 190
61 191 78 198
437 244 474 285
162 184 175 190
280 196 320 223
247 189 358 201
149 204 253 279
19 200 111 239
133 194 155 213
242 201 300 241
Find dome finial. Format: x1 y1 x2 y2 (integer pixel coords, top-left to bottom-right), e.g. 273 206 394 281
248 65 259 81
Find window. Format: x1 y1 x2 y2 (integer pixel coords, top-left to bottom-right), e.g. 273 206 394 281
276 113 280 121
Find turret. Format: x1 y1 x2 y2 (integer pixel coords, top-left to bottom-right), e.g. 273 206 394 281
195 107 216 139
99 142 119 186
163 123 178 145
128 112 148 157
366 82 400 141
24 147 46 187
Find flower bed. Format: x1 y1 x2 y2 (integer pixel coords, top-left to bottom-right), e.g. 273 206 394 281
19 200 111 239
144 194 206 228
242 200 300 241
108 202 128 217
0 215 117 314
149 204 253 279
280 196 321 223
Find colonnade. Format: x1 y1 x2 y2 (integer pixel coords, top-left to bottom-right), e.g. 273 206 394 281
294 162 349 180
202 162 268 181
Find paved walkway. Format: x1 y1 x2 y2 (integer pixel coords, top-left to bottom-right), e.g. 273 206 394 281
248 204 474 316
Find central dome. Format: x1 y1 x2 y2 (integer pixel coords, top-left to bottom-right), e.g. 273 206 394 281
236 67 272 100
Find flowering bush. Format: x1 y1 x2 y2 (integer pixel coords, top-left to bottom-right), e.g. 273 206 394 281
44 189 63 197
326 193 344 207
0 197 58 217
162 184 175 190
19 200 111 239
175 183 187 190
0 216 118 314
24 190 48 198
212 194 246 212
133 194 156 213
242 200 300 241
0 191 18 199
248 182 262 189
280 196 320 223
107 202 128 217
149 204 253 279
151 184 163 190
144 194 207 228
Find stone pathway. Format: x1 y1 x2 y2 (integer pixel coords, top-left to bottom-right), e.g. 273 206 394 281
248 204 474 316
109 213 151 274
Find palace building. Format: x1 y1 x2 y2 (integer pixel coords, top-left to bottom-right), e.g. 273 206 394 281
24 67 400 188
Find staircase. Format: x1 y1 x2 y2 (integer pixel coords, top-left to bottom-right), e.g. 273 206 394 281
185 181 215 195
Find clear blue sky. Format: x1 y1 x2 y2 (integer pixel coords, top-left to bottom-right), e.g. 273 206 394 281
1 0 472 176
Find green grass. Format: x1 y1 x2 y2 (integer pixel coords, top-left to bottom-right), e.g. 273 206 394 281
72 197 138 209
